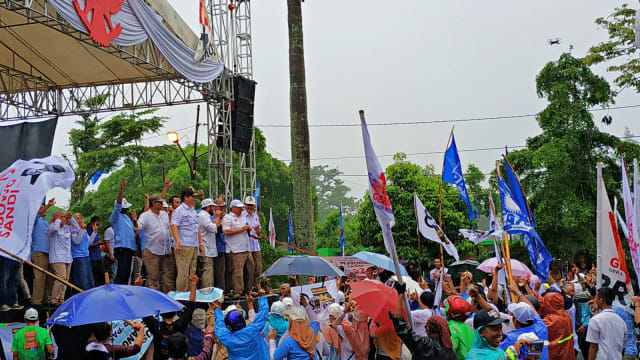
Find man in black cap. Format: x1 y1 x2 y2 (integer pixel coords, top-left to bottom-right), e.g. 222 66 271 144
465 308 534 360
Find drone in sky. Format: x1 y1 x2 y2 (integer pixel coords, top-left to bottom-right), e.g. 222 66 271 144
547 38 561 46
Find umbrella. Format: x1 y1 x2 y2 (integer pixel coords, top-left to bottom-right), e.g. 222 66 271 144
168 287 224 303
47 284 184 326
350 280 400 329
390 276 423 296
261 255 345 277
476 257 533 277
352 251 409 276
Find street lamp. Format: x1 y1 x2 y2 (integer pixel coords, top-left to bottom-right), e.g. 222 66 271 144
166 131 195 179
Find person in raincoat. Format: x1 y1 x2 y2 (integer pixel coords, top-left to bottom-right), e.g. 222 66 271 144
389 284 457 360
214 295 270 360
465 308 529 360
540 291 575 360
264 301 289 346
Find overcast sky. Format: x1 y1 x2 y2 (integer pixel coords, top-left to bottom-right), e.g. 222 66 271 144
49 0 639 207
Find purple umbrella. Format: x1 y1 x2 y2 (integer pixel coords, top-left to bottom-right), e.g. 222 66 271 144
477 257 533 277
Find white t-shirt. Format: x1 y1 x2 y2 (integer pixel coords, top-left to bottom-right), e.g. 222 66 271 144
222 212 250 253
411 308 434 337
586 308 627 360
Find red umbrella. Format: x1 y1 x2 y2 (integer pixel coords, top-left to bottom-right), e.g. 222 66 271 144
350 280 405 329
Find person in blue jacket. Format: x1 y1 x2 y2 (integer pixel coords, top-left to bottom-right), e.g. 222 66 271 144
214 295 270 360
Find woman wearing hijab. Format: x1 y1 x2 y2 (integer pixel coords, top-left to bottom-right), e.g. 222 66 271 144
540 291 575 360
269 306 318 360
323 303 343 360
264 301 289 346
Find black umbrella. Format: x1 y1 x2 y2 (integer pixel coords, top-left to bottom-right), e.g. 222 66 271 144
261 255 345 277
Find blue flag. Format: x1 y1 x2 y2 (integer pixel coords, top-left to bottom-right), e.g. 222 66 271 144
339 203 345 254
254 181 260 209
497 168 551 280
442 134 474 221
504 158 536 226
90 170 108 185
288 209 294 252
472 197 479 226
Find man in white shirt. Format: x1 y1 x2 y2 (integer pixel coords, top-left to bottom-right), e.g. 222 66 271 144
429 258 448 281
586 287 627 360
222 199 254 299
242 196 262 292
139 195 175 293
198 198 219 288
47 211 81 305
171 189 204 291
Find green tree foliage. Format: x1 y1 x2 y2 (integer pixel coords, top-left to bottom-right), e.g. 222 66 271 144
66 94 166 206
507 53 640 259
311 165 359 222
357 155 476 270
315 209 360 254
585 5 640 92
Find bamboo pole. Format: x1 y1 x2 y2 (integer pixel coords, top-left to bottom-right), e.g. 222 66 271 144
0 248 82 293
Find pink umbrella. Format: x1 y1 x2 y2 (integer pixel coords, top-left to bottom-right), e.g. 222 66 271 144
476 257 533 277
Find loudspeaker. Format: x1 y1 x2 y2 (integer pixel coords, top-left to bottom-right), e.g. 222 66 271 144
234 76 256 102
231 76 257 154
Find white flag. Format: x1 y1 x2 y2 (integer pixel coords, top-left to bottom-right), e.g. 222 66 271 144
414 194 459 261
597 163 633 299
360 111 396 255
268 208 276 248
461 194 503 245
0 156 74 260
614 197 629 240
621 158 640 287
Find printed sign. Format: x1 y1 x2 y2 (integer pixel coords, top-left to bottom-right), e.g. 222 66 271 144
291 280 338 321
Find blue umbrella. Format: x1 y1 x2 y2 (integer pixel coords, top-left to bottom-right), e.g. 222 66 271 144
352 251 409 276
261 255 345 277
47 284 184 326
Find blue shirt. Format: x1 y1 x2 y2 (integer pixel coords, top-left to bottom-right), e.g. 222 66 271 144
71 231 90 258
273 336 319 360
110 203 136 250
499 315 549 360
215 218 226 254
88 228 102 261
613 305 637 356
31 216 50 254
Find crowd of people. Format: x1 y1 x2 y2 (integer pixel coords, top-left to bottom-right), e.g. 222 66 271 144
1 180 638 360
0 178 264 313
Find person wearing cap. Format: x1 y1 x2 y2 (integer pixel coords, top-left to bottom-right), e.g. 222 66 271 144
214 295 270 360
47 210 82 305
198 198 219 288
222 199 254 299
171 188 204 292
242 195 262 293
11 308 54 360
110 179 138 285
184 308 208 357
465 308 530 360
499 283 549 360
139 194 175 292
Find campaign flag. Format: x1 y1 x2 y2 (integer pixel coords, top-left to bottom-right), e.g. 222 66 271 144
360 111 396 255
0 156 74 260
497 165 551 280
414 194 459 261
194 0 215 64
597 163 633 300
504 156 536 226
460 194 502 245
254 180 260 210
621 158 640 286
442 133 474 221
90 170 108 185
472 197 479 224
268 208 276 248
288 209 294 252
339 202 345 255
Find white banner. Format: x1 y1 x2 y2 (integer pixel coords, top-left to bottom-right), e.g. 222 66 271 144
291 280 338 321
597 163 633 302
325 256 370 280
0 156 74 260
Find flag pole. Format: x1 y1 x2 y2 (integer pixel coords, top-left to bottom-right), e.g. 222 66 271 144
414 192 422 271
496 162 515 292
438 127 455 267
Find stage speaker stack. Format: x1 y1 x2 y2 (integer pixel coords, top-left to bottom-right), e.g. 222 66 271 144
231 76 257 153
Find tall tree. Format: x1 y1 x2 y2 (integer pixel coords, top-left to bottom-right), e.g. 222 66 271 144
66 94 166 206
311 165 359 222
508 53 640 258
585 5 640 92
287 0 313 251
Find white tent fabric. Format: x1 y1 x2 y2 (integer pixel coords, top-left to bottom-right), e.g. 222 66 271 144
46 0 224 83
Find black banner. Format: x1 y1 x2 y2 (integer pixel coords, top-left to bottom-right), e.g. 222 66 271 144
0 117 58 171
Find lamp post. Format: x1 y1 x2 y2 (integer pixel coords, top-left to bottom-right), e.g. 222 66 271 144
166 131 196 180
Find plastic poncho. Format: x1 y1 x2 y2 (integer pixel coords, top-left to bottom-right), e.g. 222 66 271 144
448 320 473 360
464 330 507 360
215 296 270 360
540 293 575 360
